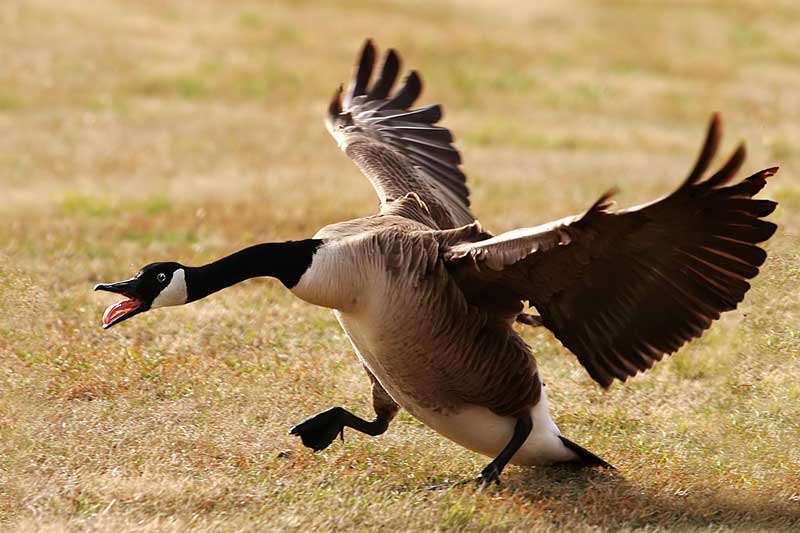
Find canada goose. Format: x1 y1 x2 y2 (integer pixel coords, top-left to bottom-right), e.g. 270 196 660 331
95 40 778 484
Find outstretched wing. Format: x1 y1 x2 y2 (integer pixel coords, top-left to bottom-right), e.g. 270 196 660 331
327 40 475 229
446 115 778 388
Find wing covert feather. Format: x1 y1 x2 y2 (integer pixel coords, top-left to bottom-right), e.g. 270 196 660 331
446 115 778 387
327 40 475 229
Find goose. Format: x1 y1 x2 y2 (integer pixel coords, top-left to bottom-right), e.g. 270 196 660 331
95 40 779 484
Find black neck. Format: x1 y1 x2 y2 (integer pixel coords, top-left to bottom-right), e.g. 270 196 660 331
185 239 322 302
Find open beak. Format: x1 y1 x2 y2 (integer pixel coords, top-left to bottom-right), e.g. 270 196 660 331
94 279 148 329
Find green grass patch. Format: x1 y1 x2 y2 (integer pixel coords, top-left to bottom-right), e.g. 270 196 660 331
57 193 114 218
121 229 201 246
775 185 800 211
138 194 172 216
129 75 210 100
730 22 770 49
238 11 264 30
0 93 25 112
541 82 608 111
464 124 612 151
176 76 209 99
56 193 173 219
769 139 798 161
489 67 538 93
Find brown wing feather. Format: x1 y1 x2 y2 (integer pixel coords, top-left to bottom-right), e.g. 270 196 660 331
327 40 475 229
446 115 778 388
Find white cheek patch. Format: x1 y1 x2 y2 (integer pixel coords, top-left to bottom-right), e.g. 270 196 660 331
151 269 188 308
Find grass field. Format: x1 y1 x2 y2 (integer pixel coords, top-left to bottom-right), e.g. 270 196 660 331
1 0 799 530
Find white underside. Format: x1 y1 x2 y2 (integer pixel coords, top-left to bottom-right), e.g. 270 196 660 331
334 311 578 466
405 383 578 466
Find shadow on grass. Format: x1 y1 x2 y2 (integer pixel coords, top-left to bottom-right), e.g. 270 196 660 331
500 466 800 530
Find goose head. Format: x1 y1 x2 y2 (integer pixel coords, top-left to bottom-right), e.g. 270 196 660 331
94 262 188 329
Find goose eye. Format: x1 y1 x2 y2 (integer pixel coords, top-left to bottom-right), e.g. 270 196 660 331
157 273 167 283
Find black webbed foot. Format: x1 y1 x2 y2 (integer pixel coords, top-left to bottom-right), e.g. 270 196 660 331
475 464 502 485
291 406 392 452
289 407 346 452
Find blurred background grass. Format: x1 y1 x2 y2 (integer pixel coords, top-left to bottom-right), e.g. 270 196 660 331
1 0 799 531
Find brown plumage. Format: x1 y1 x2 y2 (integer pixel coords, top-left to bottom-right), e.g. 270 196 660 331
321 41 778 395
327 40 475 229
445 116 778 388
290 40 778 472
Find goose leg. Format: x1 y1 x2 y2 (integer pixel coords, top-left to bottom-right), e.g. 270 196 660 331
476 414 532 484
425 414 533 490
290 366 399 452
290 407 392 451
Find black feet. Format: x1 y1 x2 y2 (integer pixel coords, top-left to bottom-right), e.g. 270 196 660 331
290 406 392 452
289 407 346 452
476 463 502 485
424 461 510 490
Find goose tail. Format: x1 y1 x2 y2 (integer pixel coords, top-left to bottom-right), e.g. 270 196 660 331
558 436 615 469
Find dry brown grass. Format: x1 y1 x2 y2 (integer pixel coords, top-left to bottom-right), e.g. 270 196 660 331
1 0 799 530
